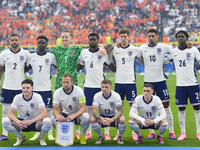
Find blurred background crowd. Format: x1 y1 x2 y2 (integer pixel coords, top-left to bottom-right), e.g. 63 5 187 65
0 0 200 47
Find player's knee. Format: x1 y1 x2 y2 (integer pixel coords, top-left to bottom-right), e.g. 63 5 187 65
163 101 169 108
2 117 11 128
118 116 126 124
42 117 52 128
129 120 140 131
80 113 90 126
91 122 101 130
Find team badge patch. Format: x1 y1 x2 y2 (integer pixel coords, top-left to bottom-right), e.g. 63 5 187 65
151 106 156 111
45 59 49 64
186 53 191 60
109 102 115 107
72 97 77 102
157 48 161 55
20 56 24 61
30 103 35 108
70 49 75 56
128 51 133 57
98 55 102 62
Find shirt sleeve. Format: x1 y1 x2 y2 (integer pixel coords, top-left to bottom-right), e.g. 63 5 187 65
92 93 99 107
52 54 57 66
10 96 18 110
37 94 45 109
0 52 5 66
115 93 122 107
53 90 60 106
79 52 85 65
129 97 145 125
77 87 86 103
193 47 200 62
153 97 166 124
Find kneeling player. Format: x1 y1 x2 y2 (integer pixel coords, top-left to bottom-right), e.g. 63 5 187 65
51 74 90 144
129 83 168 144
2 79 51 146
91 79 126 144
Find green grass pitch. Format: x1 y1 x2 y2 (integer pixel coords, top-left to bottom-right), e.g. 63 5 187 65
0 72 200 147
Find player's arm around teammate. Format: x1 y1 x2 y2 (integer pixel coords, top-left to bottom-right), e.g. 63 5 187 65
129 83 168 144
90 79 126 144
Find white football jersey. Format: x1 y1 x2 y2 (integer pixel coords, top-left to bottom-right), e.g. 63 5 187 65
0 48 29 89
139 44 171 82
53 85 85 116
28 52 56 91
130 95 165 124
92 91 122 116
10 92 45 120
80 48 110 88
113 44 141 83
167 47 200 86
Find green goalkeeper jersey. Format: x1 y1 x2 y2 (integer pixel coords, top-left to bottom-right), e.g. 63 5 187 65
50 45 83 89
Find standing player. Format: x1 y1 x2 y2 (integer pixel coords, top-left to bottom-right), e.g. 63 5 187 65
79 33 116 140
51 74 90 144
129 83 168 144
91 79 126 144
0 33 30 141
139 29 176 139
28 35 56 141
50 29 83 138
112 29 143 141
2 79 51 146
165 30 200 140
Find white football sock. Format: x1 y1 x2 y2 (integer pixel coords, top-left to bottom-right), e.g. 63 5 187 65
86 107 92 135
178 110 186 133
194 110 200 133
39 117 51 138
91 123 103 136
2 105 10 136
129 120 142 136
165 106 174 133
157 122 168 136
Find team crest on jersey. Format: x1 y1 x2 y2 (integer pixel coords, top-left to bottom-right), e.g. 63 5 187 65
20 56 24 61
186 53 191 60
45 59 49 64
151 106 156 111
157 48 161 55
70 49 75 56
61 124 70 134
98 55 102 62
128 51 133 57
72 97 77 102
109 102 115 107
30 103 35 108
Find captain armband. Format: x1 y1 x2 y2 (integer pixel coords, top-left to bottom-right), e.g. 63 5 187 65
79 97 86 103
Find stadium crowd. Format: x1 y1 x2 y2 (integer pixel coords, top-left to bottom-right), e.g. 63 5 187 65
0 0 199 47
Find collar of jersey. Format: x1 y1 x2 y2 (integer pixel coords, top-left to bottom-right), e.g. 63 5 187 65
36 51 47 56
120 44 130 49
10 48 21 54
89 48 99 53
23 92 33 102
178 45 187 51
62 45 71 49
63 85 74 95
148 43 157 47
142 95 153 104
102 91 111 100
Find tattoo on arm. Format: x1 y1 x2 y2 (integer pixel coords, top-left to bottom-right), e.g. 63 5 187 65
113 106 123 121
93 112 101 120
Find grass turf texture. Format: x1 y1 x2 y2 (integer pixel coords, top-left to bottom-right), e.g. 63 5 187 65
0 72 199 147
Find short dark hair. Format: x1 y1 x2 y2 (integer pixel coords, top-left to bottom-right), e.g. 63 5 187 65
101 79 112 86
143 83 154 90
10 33 20 39
119 29 130 36
61 29 72 36
22 79 33 87
62 74 73 81
147 29 158 35
175 30 189 39
37 35 48 42
88 33 99 39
